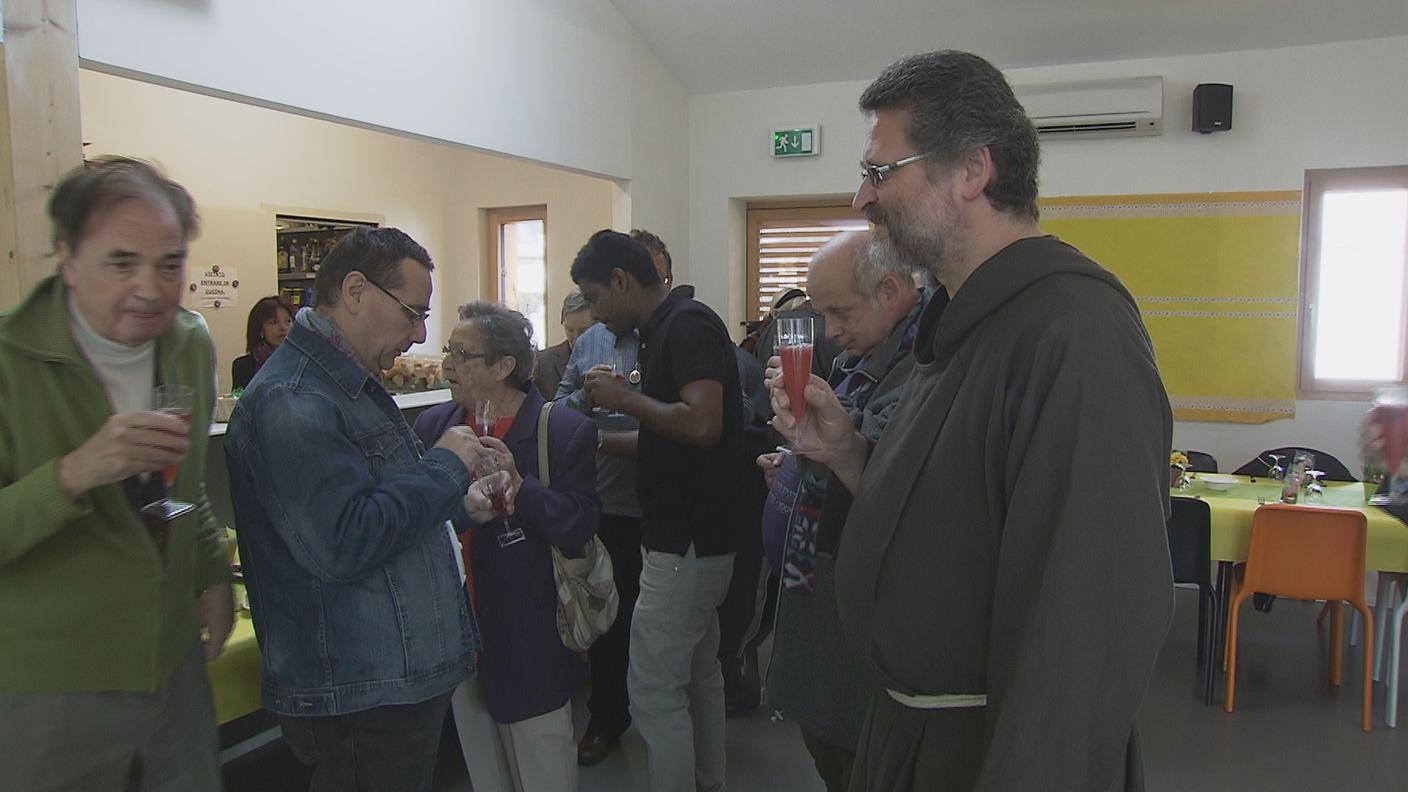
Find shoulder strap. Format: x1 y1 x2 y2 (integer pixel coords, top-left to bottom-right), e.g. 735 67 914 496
537 400 553 487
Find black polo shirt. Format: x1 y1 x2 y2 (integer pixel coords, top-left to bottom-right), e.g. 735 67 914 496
635 288 742 557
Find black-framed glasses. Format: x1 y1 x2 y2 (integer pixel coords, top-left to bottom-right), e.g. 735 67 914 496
442 343 490 364
360 272 430 323
859 153 929 188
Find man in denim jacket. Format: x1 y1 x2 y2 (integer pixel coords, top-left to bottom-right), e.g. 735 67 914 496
226 228 498 792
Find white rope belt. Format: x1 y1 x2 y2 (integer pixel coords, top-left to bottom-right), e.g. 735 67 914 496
886 689 988 710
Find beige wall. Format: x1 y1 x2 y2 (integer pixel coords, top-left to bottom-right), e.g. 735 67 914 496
79 69 619 392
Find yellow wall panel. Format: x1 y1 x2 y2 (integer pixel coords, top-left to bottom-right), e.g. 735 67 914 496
1040 192 1302 423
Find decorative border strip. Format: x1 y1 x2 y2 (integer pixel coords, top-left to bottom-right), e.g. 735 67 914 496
1170 397 1296 414
1136 295 1297 305
1141 310 1296 318
1042 190 1302 206
1039 190 1303 220
1042 201 1300 219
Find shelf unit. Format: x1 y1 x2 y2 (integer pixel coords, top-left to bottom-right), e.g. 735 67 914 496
275 215 378 308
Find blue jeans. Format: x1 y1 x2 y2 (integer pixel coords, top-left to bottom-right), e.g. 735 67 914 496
628 545 735 792
278 691 453 792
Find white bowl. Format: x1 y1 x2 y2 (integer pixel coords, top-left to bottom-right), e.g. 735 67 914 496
1200 474 1238 492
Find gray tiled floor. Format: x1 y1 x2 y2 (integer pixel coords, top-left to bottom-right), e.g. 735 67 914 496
225 588 1408 791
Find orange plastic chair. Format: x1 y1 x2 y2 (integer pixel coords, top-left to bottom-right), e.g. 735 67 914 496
1223 503 1373 732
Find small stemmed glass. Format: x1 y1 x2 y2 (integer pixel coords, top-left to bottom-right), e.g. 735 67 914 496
602 351 630 419
474 400 524 547
1304 470 1326 503
1264 453 1286 481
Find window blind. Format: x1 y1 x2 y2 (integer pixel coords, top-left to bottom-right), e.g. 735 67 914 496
746 204 867 321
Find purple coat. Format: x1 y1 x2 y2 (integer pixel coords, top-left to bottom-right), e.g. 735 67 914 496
413 386 600 724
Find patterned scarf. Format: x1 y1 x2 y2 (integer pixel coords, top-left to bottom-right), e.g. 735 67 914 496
296 307 362 366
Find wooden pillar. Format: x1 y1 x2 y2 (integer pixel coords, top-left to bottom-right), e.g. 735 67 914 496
0 0 83 309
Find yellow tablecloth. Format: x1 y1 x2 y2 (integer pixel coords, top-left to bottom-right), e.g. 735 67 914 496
1173 475 1408 572
206 610 261 725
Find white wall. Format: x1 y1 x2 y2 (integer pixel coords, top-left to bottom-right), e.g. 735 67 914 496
74 0 690 265
686 36 1408 473
80 70 618 393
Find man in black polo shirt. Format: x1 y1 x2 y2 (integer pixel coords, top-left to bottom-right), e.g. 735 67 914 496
574 230 741 792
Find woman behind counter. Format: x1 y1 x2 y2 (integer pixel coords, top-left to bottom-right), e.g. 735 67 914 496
413 301 600 792
230 295 293 390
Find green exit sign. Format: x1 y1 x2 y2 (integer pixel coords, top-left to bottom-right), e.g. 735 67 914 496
773 127 819 158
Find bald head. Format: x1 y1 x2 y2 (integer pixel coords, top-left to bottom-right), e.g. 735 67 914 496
807 232 870 295
806 230 918 358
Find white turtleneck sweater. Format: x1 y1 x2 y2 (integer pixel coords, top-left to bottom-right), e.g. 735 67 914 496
67 294 156 414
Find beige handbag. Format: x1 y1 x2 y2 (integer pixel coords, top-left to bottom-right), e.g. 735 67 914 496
537 401 619 653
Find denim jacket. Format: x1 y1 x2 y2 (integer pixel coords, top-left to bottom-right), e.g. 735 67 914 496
225 320 479 716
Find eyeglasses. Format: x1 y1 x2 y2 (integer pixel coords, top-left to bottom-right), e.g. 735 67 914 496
859 153 929 188
360 272 430 324
442 343 490 364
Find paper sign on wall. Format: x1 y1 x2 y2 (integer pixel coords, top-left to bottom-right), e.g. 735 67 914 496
190 265 240 309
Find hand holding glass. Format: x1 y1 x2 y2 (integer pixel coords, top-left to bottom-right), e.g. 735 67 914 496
140 384 197 520
473 400 524 546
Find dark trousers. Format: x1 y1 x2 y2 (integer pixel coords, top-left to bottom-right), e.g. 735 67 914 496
716 481 773 711
586 512 643 735
278 691 453 792
801 728 856 792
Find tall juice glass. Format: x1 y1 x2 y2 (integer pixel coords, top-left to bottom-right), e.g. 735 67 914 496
776 316 817 455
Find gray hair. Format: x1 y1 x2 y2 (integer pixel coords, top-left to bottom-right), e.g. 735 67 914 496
851 237 914 299
859 50 1040 221
560 289 589 322
455 301 536 389
49 156 200 252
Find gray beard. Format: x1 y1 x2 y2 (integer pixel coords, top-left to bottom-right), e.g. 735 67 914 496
868 214 958 288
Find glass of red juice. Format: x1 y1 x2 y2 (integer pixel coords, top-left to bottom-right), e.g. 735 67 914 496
140 384 197 520
776 317 818 455
1371 388 1408 505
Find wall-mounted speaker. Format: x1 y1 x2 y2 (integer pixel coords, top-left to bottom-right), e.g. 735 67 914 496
1193 83 1233 133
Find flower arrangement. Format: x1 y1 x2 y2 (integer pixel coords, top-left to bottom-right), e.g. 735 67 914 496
1170 451 1189 489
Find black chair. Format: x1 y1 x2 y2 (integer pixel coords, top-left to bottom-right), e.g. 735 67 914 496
1168 497 1218 703
1232 447 1357 481
1183 450 1219 473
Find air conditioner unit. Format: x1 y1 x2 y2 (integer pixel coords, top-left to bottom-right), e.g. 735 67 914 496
1013 76 1164 140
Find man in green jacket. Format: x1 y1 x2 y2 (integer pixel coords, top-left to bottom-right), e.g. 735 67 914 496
0 157 233 791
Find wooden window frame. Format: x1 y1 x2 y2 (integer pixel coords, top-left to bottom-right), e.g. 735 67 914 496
745 199 864 322
1297 166 1408 400
483 204 547 315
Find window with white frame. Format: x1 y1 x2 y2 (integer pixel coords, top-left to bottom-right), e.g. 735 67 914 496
1299 166 1408 397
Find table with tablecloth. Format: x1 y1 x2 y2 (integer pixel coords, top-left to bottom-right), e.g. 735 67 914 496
1176 475 1408 571
1172 475 1408 704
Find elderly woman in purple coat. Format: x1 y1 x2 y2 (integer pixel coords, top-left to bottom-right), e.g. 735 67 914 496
414 301 599 792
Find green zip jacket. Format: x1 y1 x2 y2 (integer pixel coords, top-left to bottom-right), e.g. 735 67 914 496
0 275 231 693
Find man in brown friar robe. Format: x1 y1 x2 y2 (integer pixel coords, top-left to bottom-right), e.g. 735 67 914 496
767 50 1174 792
